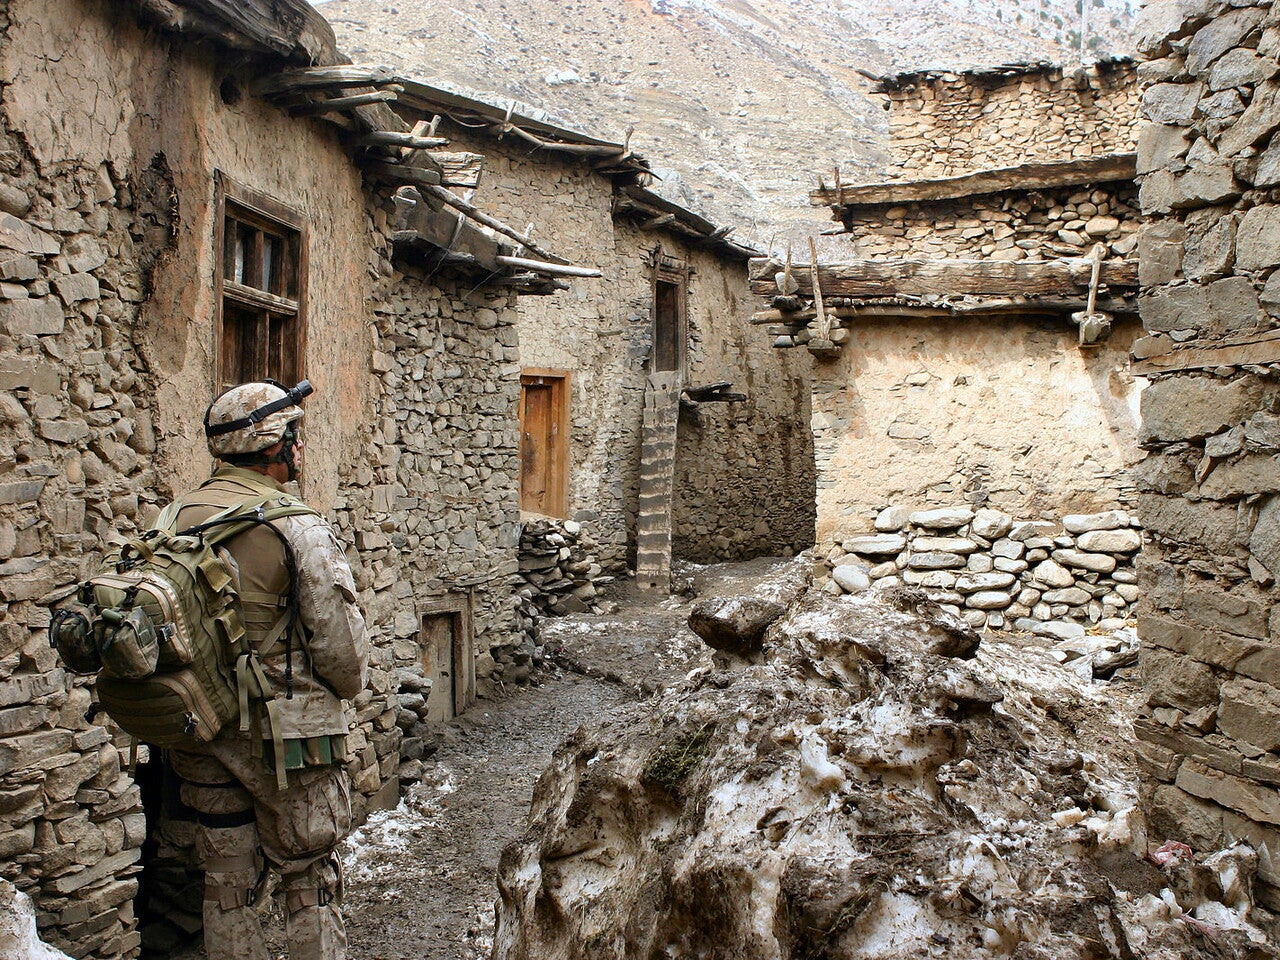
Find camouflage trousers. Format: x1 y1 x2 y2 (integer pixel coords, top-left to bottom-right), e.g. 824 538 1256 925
169 740 352 960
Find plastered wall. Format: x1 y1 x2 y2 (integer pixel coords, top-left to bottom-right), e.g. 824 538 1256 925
811 316 1144 550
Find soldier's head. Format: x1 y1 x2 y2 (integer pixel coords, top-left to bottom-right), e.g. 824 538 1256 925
204 380 312 482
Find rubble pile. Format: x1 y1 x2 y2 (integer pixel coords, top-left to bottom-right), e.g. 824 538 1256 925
826 506 1143 632
493 584 1274 959
515 517 609 638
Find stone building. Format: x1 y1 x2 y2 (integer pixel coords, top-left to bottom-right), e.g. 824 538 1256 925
1130 0 1280 911
753 59 1148 633
0 0 622 954
391 81 815 588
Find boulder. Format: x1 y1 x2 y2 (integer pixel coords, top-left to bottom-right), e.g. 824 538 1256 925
831 564 871 595
688 596 786 657
908 507 974 530
1076 529 1143 553
970 508 1012 539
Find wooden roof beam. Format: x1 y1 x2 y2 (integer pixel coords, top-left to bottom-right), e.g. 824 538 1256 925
810 153 1137 208
748 256 1139 299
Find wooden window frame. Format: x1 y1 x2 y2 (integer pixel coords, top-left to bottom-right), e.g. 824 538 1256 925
213 172 309 394
519 369 571 518
651 252 689 375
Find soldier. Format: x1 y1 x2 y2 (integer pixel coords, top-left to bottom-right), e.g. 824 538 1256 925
167 380 369 960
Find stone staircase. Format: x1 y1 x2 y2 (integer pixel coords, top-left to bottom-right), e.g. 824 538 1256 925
636 371 682 591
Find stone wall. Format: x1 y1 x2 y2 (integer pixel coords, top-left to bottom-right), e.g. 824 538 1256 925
1132 0 1280 908
439 121 814 569
845 182 1140 262
809 315 1145 553
0 1 528 954
875 59 1141 180
823 505 1141 633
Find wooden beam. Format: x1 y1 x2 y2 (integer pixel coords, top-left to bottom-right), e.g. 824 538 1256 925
810 153 1137 207
288 89 400 116
1133 328 1280 375
361 161 442 188
495 255 601 278
251 65 400 96
748 256 1138 298
138 0 339 63
430 152 486 190
398 206 505 272
355 131 451 150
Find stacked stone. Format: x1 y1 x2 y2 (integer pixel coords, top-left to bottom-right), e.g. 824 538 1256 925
849 185 1140 263
391 665 434 788
879 61 1141 180
826 506 1142 632
517 516 608 626
1131 0 1280 910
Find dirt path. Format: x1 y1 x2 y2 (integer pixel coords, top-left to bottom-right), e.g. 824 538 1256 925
340 672 632 960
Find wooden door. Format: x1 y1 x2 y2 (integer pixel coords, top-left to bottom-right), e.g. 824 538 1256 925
519 371 569 516
421 612 458 723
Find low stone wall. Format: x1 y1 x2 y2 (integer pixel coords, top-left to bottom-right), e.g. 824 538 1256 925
822 506 1142 632
516 516 608 632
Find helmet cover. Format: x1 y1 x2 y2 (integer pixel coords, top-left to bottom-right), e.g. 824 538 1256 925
205 382 305 458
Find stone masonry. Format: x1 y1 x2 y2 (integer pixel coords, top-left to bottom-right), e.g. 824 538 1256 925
824 505 1142 633
1132 0 1280 910
0 2 530 954
873 58 1141 180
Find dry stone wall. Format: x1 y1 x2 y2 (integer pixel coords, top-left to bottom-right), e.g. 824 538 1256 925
876 60 1141 180
809 315 1144 553
1132 0 1280 909
846 182 1140 261
822 505 1142 633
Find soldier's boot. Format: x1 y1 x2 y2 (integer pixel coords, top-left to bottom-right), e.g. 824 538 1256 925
281 852 346 960
200 822 268 960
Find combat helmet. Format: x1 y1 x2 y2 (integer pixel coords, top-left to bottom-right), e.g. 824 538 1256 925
204 379 312 459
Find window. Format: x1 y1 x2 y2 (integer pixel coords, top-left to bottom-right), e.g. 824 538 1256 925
214 174 307 392
651 253 688 374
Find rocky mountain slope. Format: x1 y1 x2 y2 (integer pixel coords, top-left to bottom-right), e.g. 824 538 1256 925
315 0 1137 244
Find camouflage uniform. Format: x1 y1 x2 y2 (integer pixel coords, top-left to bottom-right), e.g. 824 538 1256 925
169 398 368 960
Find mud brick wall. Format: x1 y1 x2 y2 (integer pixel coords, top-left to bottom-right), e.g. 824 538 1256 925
438 121 814 569
875 59 1141 180
845 181 1140 262
1132 0 1280 909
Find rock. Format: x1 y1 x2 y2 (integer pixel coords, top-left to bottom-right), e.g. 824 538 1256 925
874 505 910 532
1030 559 1075 589
1052 549 1118 574
831 564 870 595
841 534 906 556
1062 511 1130 534
954 572 1016 594
907 551 967 570
1009 520 1058 541
967 590 1013 610
970 509 1012 539
911 536 977 554
1076 529 1142 553
908 507 974 529
688 595 786 657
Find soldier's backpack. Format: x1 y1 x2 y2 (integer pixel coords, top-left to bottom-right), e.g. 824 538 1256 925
49 492 317 750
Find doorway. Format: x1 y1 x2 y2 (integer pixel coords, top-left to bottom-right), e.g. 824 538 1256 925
420 594 475 723
519 370 570 516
